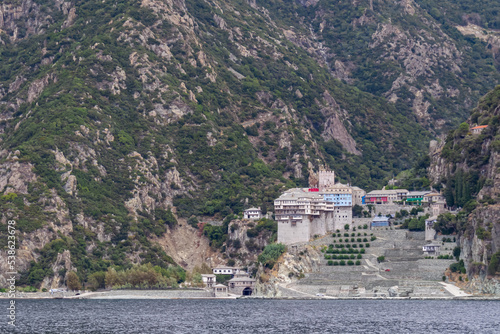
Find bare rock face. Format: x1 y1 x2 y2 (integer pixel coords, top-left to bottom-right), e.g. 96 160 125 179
226 219 272 268
255 245 320 297
320 91 361 155
41 250 74 289
0 152 37 194
27 74 57 104
63 175 77 196
153 221 221 271
464 276 500 295
125 152 189 217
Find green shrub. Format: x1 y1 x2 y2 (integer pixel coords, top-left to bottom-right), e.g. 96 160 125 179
357 254 362 259
355 260 361 265
258 243 286 269
450 260 466 274
333 261 339 266
453 246 461 260
347 260 354 266
371 236 377 241
365 243 370 248
377 256 385 263
488 251 500 276
339 260 346 266
327 260 334 266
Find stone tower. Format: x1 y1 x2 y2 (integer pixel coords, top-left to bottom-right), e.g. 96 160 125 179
318 168 335 191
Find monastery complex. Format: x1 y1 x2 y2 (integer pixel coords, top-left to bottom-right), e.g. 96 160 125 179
275 168 448 245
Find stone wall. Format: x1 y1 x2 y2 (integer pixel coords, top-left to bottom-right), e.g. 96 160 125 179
277 219 310 244
333 206 351 231
278 212 332 245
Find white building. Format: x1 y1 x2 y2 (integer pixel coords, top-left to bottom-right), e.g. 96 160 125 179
275 188 334 245
212 267 246 276
243 207 262 220
423 192 446 204
201 274 216 288
213 266 235 275
471 125 488 135
423 244 441 256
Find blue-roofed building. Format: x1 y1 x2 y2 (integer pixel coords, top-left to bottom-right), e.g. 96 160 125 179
371 216 390 228
321 183 353 230
323 192 352 207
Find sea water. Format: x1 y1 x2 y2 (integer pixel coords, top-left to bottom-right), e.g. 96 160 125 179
1 299 499 333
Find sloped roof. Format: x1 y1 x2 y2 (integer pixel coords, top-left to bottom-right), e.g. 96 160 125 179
229 277 256 282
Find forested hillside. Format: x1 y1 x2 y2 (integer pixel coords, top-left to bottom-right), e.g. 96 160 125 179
0 0 498 288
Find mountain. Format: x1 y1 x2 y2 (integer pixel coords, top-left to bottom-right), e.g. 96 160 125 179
258 0 500 131
429 86 500 289
0 0 498 288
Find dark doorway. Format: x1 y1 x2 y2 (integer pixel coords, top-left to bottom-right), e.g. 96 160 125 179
242 287 253 296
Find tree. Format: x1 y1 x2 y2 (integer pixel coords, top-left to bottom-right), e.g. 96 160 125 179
66 271 82 291
344 224 350 231
87 272 106 291
453 246 461 260
105 267 120 288
488 251 500 276
352 204 363 217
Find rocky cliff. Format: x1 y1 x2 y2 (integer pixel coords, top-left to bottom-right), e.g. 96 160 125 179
255 244 321 297
429 86 500 293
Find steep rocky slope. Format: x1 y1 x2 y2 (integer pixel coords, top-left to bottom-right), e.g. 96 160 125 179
429 86 500 291
259 0 500 131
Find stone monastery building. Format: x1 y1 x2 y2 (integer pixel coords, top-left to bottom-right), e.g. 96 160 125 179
276 168 365 245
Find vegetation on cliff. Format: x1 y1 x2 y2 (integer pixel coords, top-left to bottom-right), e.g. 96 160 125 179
431 86 500 278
